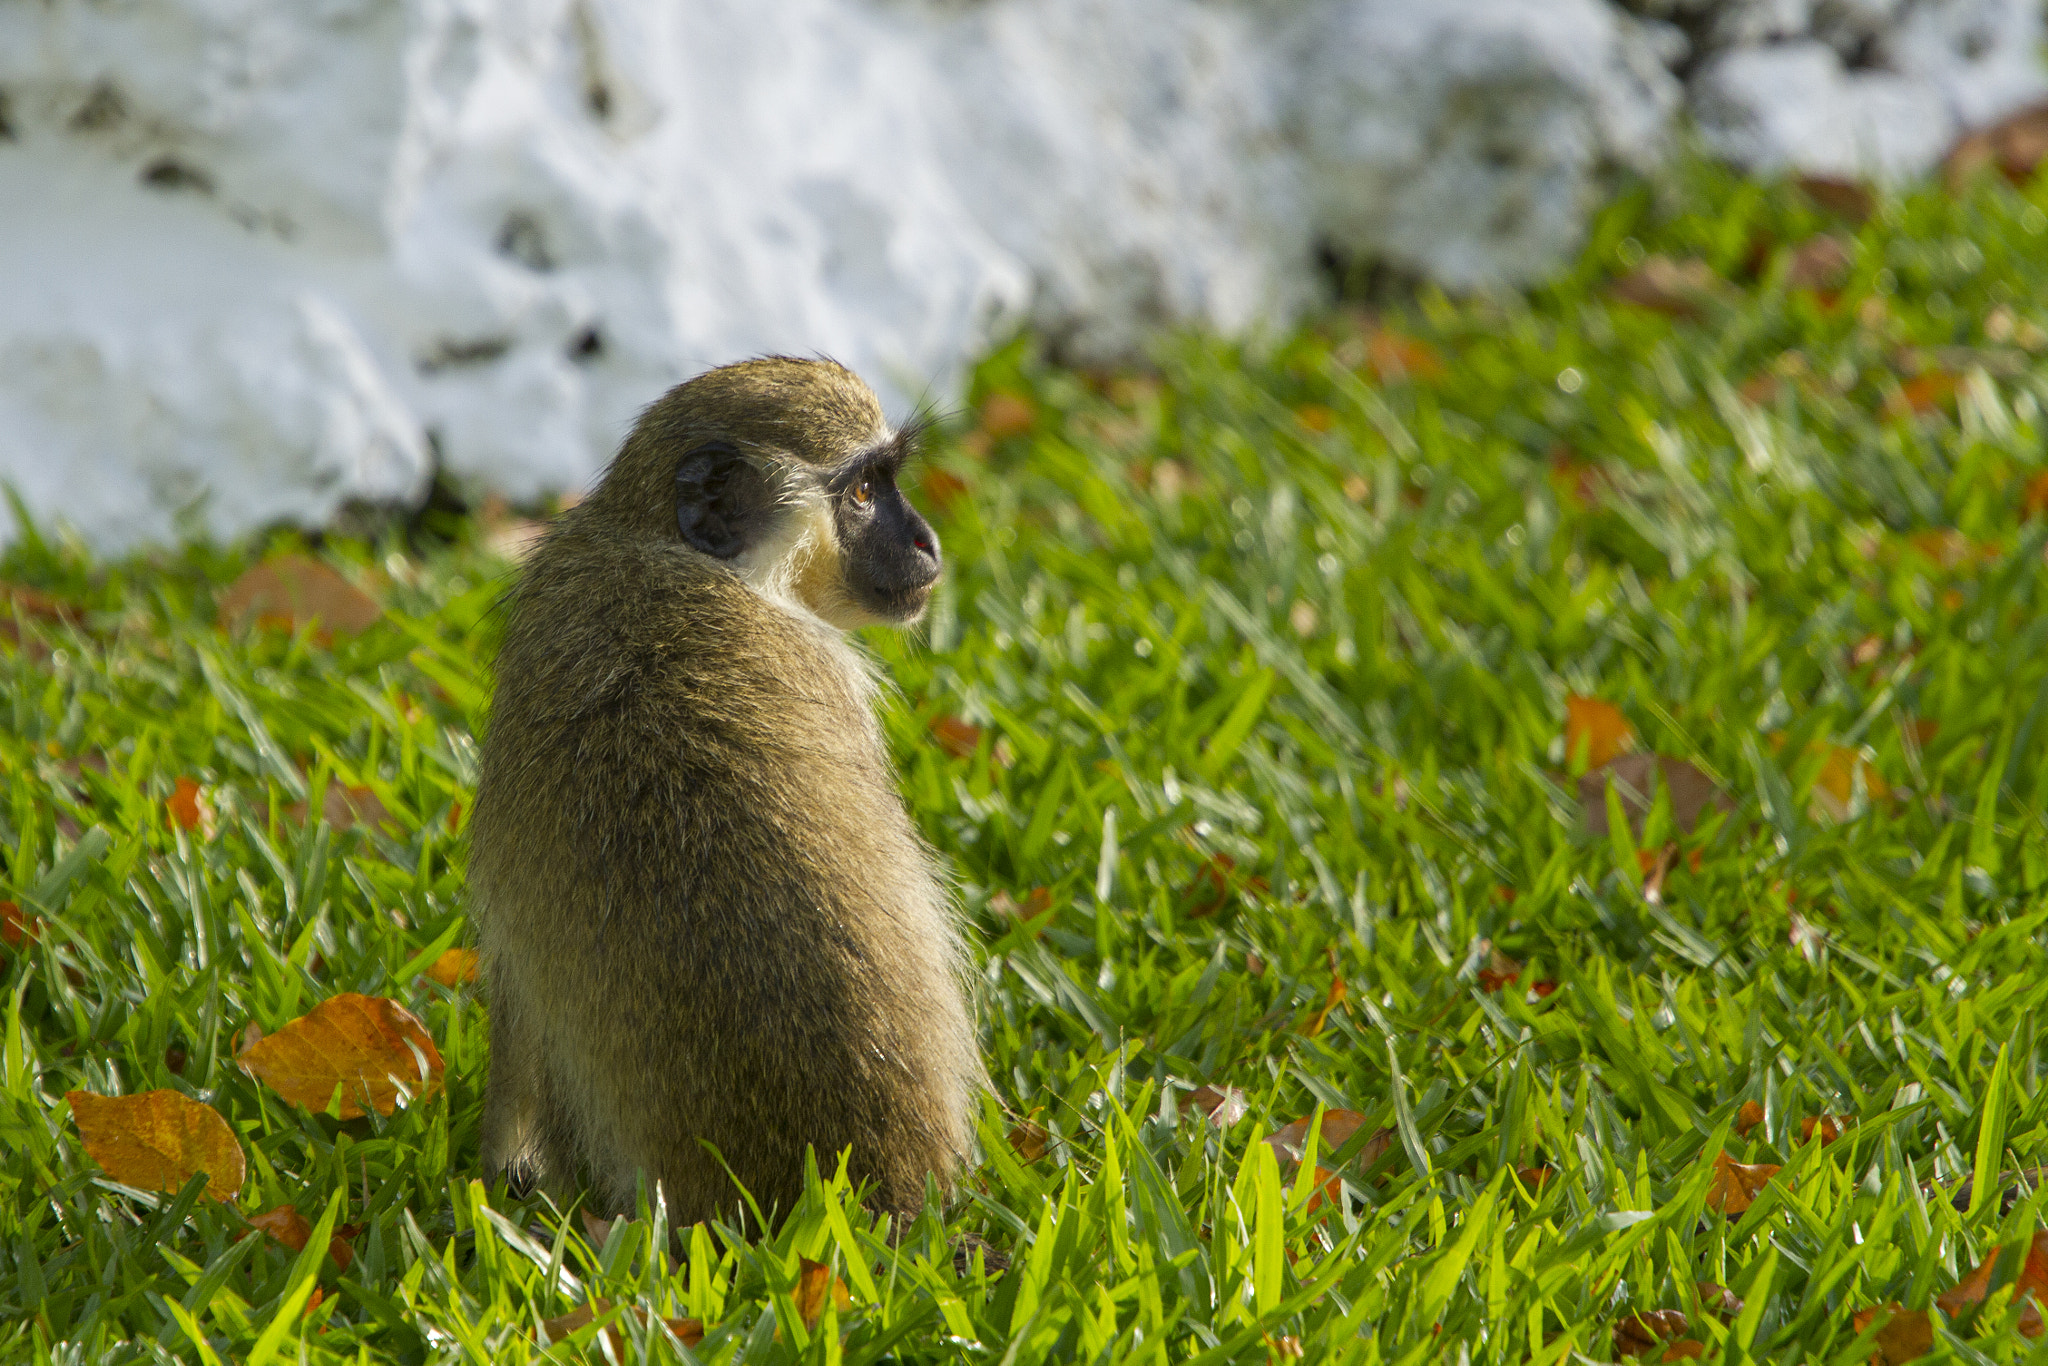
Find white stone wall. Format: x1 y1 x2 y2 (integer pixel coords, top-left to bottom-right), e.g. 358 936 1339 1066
0 0 2037 549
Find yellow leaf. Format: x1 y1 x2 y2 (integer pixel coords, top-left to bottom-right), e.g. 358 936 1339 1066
67 1089 245 1201
236 994 445 1118
1565 696 1636 770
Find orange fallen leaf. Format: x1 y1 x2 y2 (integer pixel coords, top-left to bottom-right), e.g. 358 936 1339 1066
929 715 984 759
1530 979 1558 998
1476 944 1520 993
1182 1084 1249 1129
249 1204 356 1272
1294 403 1336 433
166 776 216 837
1705 1152 1781 1216
1564 696 1635 770
67 1089 245 1200
538 1301 704 1351
989 887 1053 925
1800 1114 1854 1146
217 555 382 642
977 391 1035 442
1361 328 1445 383
1936 1228 2048 1335
0 582 84 624
794 1256 852 1331
1734 1100 1765 1138
1614 1309 1690 1359
1 900 39 950
1007 1121 1049 1162
1301 946 1347 1036
1516 1164 1553 1189
1853 1304 1934 1363
921 467 969 512
1810 742 1890 819
424 948 478 987
2023 471 2048 522
236 993 445 1118
1886 372 1960 419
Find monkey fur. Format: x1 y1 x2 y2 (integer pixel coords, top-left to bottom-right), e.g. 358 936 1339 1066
469 357 982 1225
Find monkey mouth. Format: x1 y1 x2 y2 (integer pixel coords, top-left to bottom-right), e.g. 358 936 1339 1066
871 582 935 622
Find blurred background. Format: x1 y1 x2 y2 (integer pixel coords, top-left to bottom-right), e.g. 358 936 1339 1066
0 0 2040 551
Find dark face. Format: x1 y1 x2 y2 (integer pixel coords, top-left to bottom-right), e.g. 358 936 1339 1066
830 462 941 621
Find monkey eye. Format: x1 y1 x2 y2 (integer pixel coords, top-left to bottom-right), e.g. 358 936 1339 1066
850 478 874 509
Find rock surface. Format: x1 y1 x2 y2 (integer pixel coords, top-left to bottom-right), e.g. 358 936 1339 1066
0 0 2039 549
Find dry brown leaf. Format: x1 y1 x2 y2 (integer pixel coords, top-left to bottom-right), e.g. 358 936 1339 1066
1515 1165 1553 1189
287 782 397 835
1579 753 1730 840
0 582 84 624
1798 176 1875 221
1853 1304 1934 1364
1564 696 1636 770
1263 1110 1389 1174
538 1301 705 1351
1695 1282 1743 1320
217 555 382 642
1268 1333 1306 1360
1 900 39 951
1181 1084 1249 1129
1614 1309 1690 1359
1734 1100 1765 1138
1007 1121 1050 1162
1799 1114 1855 1146
1610 256 1727 318
1937 1228 2048 1335
67 1089 245 1200
1944 100 2048 188
236 993 445 1118
1705 1152 1781 1216
580 1209 614 1247
794 1256 852 1331
929 715 983 759
1476 944 1521 993
249 1204 356 1271
1784 235 1853 292
424 948 478 987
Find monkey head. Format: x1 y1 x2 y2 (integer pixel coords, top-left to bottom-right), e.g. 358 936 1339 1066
587 357 942 628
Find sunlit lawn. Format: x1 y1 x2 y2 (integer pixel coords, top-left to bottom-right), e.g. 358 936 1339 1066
7 159 2048 1362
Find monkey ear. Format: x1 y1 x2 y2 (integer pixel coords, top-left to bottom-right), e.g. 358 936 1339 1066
675 443 772 559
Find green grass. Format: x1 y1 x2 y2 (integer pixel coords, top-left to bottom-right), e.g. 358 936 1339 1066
8 158 2048 1363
